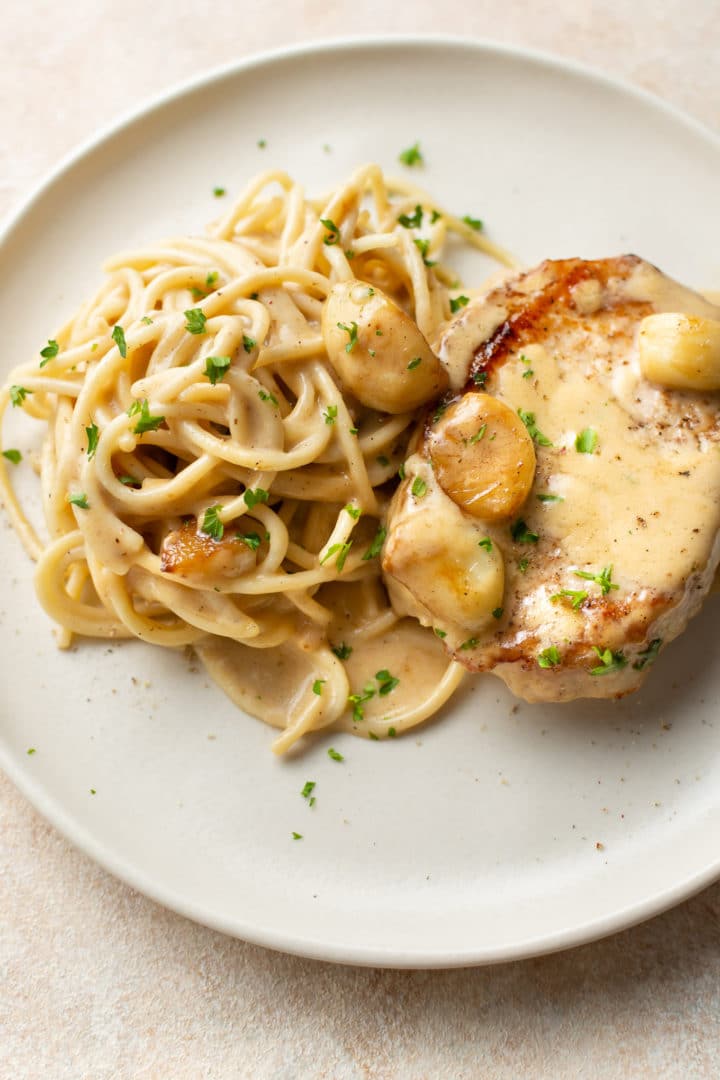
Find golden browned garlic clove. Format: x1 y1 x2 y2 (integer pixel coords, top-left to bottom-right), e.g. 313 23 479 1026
639 312 720 391
427 392 536 521
321 281 448 413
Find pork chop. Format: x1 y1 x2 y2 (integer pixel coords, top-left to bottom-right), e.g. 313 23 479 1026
382 256 720 701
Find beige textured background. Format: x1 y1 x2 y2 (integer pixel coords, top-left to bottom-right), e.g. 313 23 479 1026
2 2 720 1077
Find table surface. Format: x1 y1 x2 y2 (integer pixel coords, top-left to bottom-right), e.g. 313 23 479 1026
2 3 720 1077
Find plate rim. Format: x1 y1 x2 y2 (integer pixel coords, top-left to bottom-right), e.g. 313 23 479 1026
2 34 720 968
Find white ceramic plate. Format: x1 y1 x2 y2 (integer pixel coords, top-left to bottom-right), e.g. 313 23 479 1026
2 38 720 968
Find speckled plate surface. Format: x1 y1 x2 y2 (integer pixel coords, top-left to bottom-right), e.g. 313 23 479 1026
1 37 719 967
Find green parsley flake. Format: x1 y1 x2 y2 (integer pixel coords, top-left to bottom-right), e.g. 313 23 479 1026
259 388 279 406
473 371 488 386
478 537 493 552
292 832 303 840
348 681 375 722
576 427 598 454
2 449 22 464
413 237 435 266
213 186 226 197
184 308 207 335
430 209 442 223
68 493 89 509
550 589 588 610
321 541 352 572
461 215 483 231
131 400 165 435
236 531 261 551
344 503 360 520
411 476 428 498
332 642 353 660
320 218 340 245
204 355 231 385
537 493 564 503
26 748 36 755
469 424 487 445
398 205 423 228
119 474 140 487
387 727 397 738
460 637 480 650
257 139 267 149
323 404 338 425
517 409 553 447
39 339 59 366
201 504 224 540
243 487 269 509
397 462 406 480
327 747 344 762
510 519 539 544
362 525 386 561
243 335 257 353
10 385 31 407
301 781 316 800
398 142 423 167
376 455 389 467
111 325 127 357
312 679 325 696
590 646 628 676
434 627 447 639
141 316 154 326
633 638 662 671
538 645 561 668
85 423 99 459
345 250 355 260
518 557 529 573
450 295 470 314
574 565 619 596
407 357 422 370
376 669 399 696
522 368 534 379
492 607 504 620
337 321 359 352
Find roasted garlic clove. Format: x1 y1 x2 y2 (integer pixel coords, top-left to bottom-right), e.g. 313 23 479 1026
639 312 720 391
427 392 536 521
321 281 448 413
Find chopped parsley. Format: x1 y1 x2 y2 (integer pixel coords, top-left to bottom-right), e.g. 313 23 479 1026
397 462 406 480
430 209 442 223
551 589 588 610
119 474 140 487
478 537 493 552
131 400 165 435
243 487 269 509
413 237 435 266
243 335 257 353
461 214 483 231
9 385 31 407
201 504 224 540
344 503 361 520
258 388 279 406
332 642 353 660
518 557 529 573
320 217 340 245
291 832 303 840
312 679 325 696
460 637 480 650
590 646 628 676
257 138 267 148
235 531 261 551
376 455 390 467
411 476 427 498
327 747 344 762
537 493 564 503
472 370 488 386
2 449 21 464
184 308 207 335
432 401 448 423
517 408 553 447
376 669 399 696
510 519 539 544
574 565 619 596
85 423 99 459
538 645 561 668
576 427 598 454
434 628 447 639
407 357 422 370
492 607 504 620
469 424 487 445
26 748 36 755
398 205 423 229
522 368 534 379
450 295 470 314
204 355 232 384
398 141 423 167
633 638 662 671
320 541 352 572
68 493 89 509
39 339 59 366
387 727 397 738
348 681 376 722
362 525 386 560
323 404 338 425
337 321 358 353
301 781 316 800
141 316 154 325
111 325 127 357
213 186 226 197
